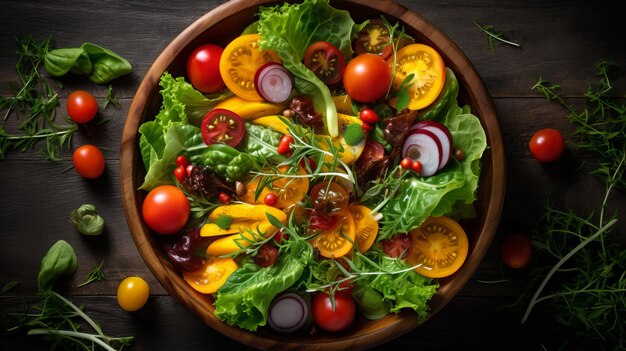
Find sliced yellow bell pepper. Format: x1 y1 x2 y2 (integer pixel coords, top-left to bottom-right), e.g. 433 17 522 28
214 96 284 120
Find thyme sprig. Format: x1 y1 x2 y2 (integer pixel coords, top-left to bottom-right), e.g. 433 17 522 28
474 21 520 51
0 36 78 161
76 261 105 288
6 289 133 351
103 85 120 109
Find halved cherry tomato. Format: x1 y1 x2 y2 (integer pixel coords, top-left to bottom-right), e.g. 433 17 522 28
304 41 345 85
219 34 281 101
239 165 308 209
343 54 392 103
200 108 245 147
182 257 238 294
388 44 445 110
382 233 412 259
353 19 391 59
309 181 350 216
314 209 355 258
309 210 339 230
350 204 378 253
406 216 469 278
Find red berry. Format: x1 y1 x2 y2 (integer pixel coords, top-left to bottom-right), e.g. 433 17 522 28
264 193 279 206
175 155 190 168
361 123 373 133
359 108 380 124
174 165 186 183
277 135 293 155
400 157 412 169
186 164 194 177
218 192 232 204
411 160 423 174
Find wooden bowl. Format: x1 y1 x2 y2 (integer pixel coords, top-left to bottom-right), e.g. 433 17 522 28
120 0 506 349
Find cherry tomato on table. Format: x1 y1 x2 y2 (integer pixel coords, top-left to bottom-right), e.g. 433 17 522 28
117 276 150 312
312 291 356 332
529 128 565 162
304 41 345 85
343 53 392 103
67 90 98 124
187 44 226 93
200 108 245 147
501 233 533 269
73 144 105 179
142 185 190 235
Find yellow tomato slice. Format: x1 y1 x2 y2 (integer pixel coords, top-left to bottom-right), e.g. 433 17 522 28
182 257 237 294
315 209 356 258
219 34 281 101
239 165 309 209
407 216 469 278
349 204 378 253
388 43 445 110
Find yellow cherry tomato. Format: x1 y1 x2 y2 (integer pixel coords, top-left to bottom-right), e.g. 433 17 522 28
406 216 469 278
314 209 356 258
388 43 445 110
239 165 309 208
117 276 150 312
349 204 378 253
219 34 281 101
183 257 238 294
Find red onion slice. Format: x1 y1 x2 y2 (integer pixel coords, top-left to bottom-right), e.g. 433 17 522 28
267 292 309 333
254 63 293 103
411 121 453 170
402 128 442 177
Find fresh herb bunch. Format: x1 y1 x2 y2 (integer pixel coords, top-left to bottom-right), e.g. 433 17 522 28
533 61 626 190
523 62 626 350
76 261 106 288
6 289 133 351
474 21 520 51
0 36 78 161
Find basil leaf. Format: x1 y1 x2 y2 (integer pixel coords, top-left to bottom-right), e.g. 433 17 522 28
37 240 78 290
44 48 85 76
70 51 93 75
81 43 132 84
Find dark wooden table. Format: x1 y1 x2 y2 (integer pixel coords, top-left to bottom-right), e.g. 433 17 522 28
1 1 625 350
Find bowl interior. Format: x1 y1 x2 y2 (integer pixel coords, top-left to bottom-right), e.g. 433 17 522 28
120 0 505 349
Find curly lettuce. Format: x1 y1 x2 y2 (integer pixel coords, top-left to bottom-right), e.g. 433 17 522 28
257 0 355 137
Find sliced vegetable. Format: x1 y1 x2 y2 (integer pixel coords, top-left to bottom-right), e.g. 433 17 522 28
239 165 308 209
388 44 445 110
411 120 453 170
313 209 355 258
401 128 442 177
406 216 469 278
182 257 238 294
254 63 293 103
268 292 310 333
200 108 245 147
213 96 284 120
219 34 281 101
303 41 345 85
353 19 391 58
350 204 378 253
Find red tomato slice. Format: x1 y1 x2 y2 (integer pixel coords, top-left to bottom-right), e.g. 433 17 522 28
353 19 391 59
200 108 245 147
304 41 345 85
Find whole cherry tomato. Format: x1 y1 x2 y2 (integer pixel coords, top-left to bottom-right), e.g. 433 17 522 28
187 44 226 93
67 90 98 124
73 144 105 179
312 291 356 332
343 54 391 103
142 185 190 235
529 128 565 162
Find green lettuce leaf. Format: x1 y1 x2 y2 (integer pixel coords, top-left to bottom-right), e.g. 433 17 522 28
139 124 206 191
214 242 313 331
238 123 285 164
257 0 354 137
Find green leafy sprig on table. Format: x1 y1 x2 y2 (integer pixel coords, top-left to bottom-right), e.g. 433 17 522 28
0 36 78 161
474 21 520 51
522 62 626 349
76 261 105 288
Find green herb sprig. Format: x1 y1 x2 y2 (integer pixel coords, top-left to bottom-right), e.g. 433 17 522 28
103 85 120 109
474 21 520 51
76 261 105 288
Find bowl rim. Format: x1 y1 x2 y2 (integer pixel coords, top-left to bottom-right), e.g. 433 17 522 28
120 0 506 349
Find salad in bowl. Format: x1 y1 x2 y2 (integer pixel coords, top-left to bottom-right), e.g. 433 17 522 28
122 0 502 347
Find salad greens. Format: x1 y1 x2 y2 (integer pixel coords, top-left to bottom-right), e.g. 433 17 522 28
257 0 355 137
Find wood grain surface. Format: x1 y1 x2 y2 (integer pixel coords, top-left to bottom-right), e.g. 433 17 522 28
1 0 625 350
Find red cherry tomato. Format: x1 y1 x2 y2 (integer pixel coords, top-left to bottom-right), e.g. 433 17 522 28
174 165 186 183
382 233 413 259
200 108 245 147
529 128 565 162
187 44 226 93
218 192 232 204
361 123 373 133
343 54 392 103
312 291 355 332
72 144 105 179
303 41 345 85
277 135 293 155
142 185 190 235
359 108 380 124
501 233 533 269
309 211 339 230
411 160 423 174
309 181 349 216
400 157 412 170
67 90 98 124
353 19 391 59
176 155 190 168
253 244 278 267
264 193 278 207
